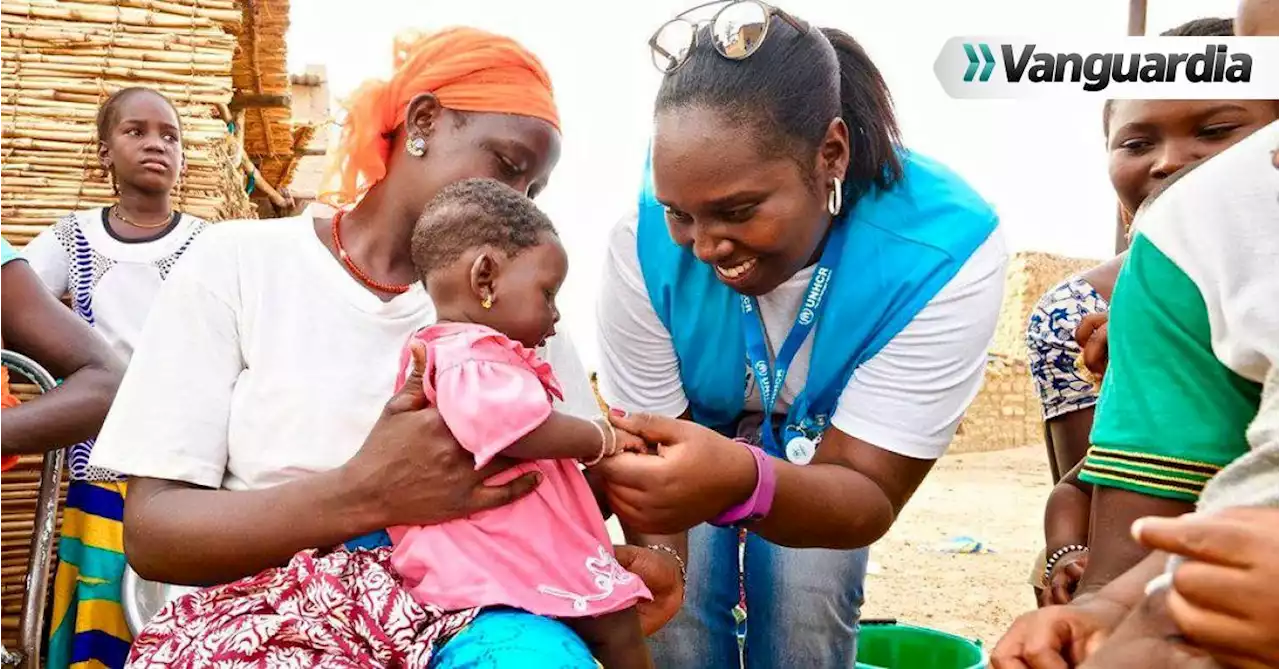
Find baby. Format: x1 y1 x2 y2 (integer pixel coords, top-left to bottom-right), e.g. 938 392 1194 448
388 178 653 668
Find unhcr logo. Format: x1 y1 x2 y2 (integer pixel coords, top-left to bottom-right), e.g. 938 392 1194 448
936 36 1278 99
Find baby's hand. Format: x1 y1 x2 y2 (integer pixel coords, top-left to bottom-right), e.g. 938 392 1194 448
613 427 649 456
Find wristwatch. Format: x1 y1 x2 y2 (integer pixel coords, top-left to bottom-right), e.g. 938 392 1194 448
709 443 777 527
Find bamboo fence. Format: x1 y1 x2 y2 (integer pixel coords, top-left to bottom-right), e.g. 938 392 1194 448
230 0 296 207
0 0 256 249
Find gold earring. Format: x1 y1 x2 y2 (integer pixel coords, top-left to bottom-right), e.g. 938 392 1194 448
482 295 493 309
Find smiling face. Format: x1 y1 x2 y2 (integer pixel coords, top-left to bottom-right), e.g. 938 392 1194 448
1107 99 1278 214
651 106 848 296
99 90 184 195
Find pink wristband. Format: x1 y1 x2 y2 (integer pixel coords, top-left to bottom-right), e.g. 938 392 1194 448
709 443 777 527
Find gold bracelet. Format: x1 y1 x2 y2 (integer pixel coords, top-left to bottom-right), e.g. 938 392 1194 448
583 418 609 467
645 543 687 584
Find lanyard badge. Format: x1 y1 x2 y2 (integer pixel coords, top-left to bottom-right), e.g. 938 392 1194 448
740 221 848 463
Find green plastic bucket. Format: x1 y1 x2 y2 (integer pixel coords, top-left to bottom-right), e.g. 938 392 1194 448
855 621 987 669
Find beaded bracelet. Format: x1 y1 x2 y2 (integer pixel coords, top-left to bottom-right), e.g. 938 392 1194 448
646 544 687 584
1043 544 1089 582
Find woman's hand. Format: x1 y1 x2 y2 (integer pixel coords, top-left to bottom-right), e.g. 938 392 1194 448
1075 312 1110 382
614 544 685 636
1042 550 1090 607
992 597 1129 669
1134 508 1279 669
1080 589 1220 669
595 412 756 535
341 340 543 529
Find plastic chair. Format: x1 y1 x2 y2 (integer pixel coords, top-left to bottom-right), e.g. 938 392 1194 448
0 350 65 669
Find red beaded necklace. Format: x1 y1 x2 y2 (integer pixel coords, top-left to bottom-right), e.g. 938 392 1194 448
330 209 413 295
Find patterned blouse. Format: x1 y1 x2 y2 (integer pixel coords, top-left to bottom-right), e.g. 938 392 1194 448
1026 276 1109 420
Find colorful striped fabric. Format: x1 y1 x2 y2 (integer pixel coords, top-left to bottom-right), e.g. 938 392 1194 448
47 480 131 669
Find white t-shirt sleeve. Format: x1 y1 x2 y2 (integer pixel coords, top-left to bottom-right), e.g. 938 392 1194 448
594 214 689 417
831 229 1009 460
88 229 245 488
20 222 70 297
543 328 603 420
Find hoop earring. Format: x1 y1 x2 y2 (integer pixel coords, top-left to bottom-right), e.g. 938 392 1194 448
406 135 427 157
827 176 843 216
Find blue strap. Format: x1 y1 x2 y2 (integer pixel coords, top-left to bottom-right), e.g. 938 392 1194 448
343 530 392 551
742 218 850 450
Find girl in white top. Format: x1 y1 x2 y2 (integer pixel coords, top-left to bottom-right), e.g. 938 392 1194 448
20 86 206 669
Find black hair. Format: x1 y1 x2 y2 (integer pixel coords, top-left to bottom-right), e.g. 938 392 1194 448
96 87 182 143
411 178 558 278
1102 18 1234 134
655 17 901 212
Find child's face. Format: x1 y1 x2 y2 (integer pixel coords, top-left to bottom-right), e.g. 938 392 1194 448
486 236 567 349
102 92 184 195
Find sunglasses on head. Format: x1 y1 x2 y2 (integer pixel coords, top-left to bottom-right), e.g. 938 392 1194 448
648 0 807 74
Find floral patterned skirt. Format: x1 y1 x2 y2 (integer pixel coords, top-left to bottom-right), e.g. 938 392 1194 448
127 547 476 668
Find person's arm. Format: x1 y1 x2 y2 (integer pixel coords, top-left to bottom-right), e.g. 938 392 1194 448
1041 478 1094 605
1 256 123 455
503 411 645 462
1046 462 1092 552
1077 487 1191 595
1045 408 1097 486
125 471 383 585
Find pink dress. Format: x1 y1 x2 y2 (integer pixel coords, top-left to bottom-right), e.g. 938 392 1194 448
387 323 651 618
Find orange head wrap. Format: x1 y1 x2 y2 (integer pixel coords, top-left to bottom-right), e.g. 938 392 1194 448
320 27 560 206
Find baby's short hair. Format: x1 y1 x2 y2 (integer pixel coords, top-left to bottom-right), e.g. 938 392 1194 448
411 178 558 278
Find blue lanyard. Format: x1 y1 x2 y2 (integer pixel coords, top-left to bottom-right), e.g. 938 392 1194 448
741 219 849 449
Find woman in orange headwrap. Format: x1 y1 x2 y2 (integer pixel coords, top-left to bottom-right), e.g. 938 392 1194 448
83 28 683 667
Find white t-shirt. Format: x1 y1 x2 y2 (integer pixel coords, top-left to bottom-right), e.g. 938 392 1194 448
89 206 599 492
596 214 1009 460
22 207 208 363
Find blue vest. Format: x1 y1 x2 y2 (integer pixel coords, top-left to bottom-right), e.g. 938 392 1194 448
636 150 998 445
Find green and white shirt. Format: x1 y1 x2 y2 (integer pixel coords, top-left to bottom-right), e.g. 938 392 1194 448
1081 122 1278 503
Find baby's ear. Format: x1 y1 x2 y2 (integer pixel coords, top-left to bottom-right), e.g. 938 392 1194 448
468 251 499 305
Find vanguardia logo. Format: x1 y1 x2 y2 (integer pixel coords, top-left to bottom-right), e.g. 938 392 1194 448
935 37 1275 99
1004 44 1250 91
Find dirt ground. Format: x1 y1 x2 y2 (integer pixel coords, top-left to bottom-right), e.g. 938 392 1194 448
861 445 1052 646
